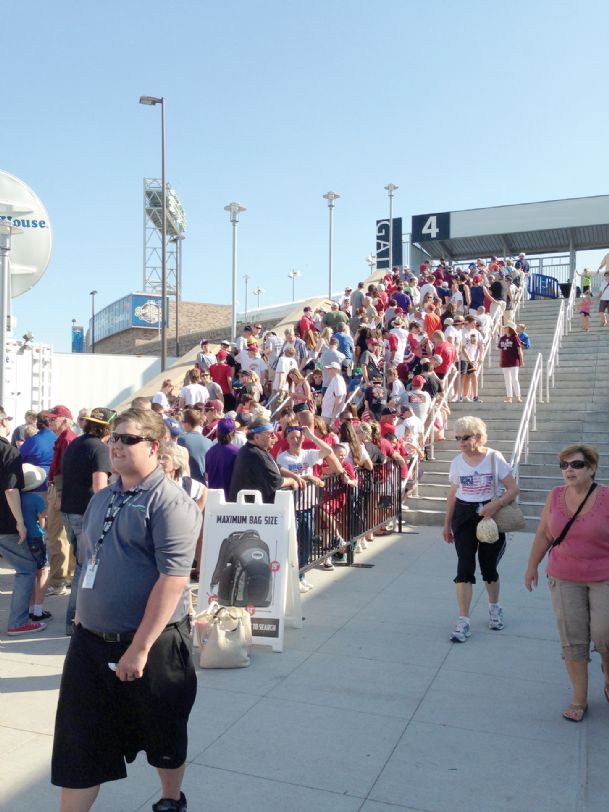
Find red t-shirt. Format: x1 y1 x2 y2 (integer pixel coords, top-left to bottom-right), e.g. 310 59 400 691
49 428 77 482
435 341 457 375
209 363 233 394
424 311 442 339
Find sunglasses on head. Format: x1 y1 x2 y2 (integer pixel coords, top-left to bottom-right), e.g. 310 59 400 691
455 434 474 442
110 432 155 446
286 426 302 434
559 460 588 470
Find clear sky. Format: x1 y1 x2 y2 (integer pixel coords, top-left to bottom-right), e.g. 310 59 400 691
4 0 609 352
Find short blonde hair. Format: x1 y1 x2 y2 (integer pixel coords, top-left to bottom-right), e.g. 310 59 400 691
454 416 487 445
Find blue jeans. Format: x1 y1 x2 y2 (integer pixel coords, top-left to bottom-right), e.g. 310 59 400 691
62 513 84 632
0 533 37 629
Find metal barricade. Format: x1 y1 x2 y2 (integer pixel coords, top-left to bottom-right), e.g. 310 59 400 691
293 460 402 574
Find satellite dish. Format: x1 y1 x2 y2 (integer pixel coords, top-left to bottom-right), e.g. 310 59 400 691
0 170 53 297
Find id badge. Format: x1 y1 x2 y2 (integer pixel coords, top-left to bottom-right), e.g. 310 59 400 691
82 561 99 589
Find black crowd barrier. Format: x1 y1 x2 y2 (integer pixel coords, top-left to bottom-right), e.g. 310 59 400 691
292 460 403 573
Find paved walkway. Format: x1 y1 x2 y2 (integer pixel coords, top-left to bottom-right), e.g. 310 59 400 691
1 525 607 812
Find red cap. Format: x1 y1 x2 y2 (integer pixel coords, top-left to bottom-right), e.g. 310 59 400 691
411 375 425 388
216 351 227 360
47 405 73 420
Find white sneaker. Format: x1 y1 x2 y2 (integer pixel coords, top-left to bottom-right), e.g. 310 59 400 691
302 577 314 589
46 582 70 597
489 605 504 630
299 581 311 594
450 619 471 643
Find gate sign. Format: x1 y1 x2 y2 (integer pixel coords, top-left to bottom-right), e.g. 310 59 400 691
411 212 450 243
376 217 403 270
71 325 85 353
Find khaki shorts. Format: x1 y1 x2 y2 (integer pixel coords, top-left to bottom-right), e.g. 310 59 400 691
548 576 609 662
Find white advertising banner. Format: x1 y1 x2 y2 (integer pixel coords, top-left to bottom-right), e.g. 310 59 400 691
197 489 302 653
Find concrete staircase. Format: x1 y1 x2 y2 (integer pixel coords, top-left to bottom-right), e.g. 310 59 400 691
406 299 609 531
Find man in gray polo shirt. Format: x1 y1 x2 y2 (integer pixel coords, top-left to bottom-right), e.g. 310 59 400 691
52 408 202 812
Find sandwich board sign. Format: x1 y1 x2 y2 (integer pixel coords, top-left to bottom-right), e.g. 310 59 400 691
197 489 302 652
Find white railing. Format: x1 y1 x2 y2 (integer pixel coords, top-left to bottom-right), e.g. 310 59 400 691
509 352 544 485
545 299 565 402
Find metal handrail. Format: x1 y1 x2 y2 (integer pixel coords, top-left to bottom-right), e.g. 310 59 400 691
509 352 544 485
545 299 565 402
564 273 577 334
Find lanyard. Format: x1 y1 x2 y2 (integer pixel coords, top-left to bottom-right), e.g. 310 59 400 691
91 488 140 564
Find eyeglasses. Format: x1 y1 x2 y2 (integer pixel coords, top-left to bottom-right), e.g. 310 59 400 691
559 460 588 470
109 433 155 446
455 434 474 442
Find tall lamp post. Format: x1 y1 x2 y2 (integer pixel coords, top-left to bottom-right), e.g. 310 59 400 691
253 286 264 309
287 269 301 301
384 183 398 272
322 191 339 301
170 235 184 357
89 289 98 353
243 274 251 320
0 219 24 406
224 202 246 341
139 95 168 371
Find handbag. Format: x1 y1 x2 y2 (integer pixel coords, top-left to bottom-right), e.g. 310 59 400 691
492 452 526 533
197 605 253 669
476 516 500 544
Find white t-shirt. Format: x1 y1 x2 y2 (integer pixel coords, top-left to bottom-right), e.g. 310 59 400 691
449 449 512 502
240 355 268 377
151 391 169 410
273 356 297 391
277 448 322 477
321 375 347 418
445 325 462 351
180 383 209 406
389 379 407 407
407 389 431 423
390 327 409 363
395 414 424 440
476 313 492 341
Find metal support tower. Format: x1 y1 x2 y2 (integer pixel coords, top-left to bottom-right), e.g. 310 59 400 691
143 178 186 294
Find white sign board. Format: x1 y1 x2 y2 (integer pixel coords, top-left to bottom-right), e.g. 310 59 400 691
197 489 302 652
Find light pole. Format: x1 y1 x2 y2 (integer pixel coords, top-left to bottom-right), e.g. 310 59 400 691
140 95 168 371
224 202 246 341
384 183 398 272
287 269 301 301
0 219 24 406
89 290 98 353
253 287 264 309
243 274 251 320
170 235 184 357
366 254 377 276
322 191 339 300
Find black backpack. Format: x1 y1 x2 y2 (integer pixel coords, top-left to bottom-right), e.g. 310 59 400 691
211 530 272 607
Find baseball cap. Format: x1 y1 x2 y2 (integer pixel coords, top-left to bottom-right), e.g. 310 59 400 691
47 405 73 420
217 417 236 435
243 325 253 332
235 413 252 428
87 407 117 426
330 301 338 308
205 399 223 412
432 354 443 363
216 350 227 360
381 407 397 416
163 417 184 438
200 338 209 345
22 463 47 492
220 339 230 346
246 338 257 346
324 361 341 370
411 375 425 387
367 337 379 345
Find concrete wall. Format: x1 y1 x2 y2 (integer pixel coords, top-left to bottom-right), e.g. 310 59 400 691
52 352 178 418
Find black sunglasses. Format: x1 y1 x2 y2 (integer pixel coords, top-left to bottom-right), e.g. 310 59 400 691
455 434 474 442
559 460 588 470
109 433 155 446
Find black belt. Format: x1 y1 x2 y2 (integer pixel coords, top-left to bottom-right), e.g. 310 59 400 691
82 618 188 644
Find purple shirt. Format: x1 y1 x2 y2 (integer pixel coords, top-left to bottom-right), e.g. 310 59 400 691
205 443 239 498
393 291 412 312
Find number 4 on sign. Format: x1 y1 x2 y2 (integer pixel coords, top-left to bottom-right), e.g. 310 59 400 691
421 215 439 239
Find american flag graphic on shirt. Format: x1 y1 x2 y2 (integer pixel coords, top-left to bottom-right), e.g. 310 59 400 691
460 473 493 498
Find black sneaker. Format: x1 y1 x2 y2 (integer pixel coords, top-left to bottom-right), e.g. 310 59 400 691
153 792 187 812
29 610 53 621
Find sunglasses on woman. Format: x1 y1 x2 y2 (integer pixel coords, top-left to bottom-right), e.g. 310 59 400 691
109 433 155 446
455 434 474 442
559 460 588 470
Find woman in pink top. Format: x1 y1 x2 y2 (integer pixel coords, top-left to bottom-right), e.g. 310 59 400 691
525 444 609 722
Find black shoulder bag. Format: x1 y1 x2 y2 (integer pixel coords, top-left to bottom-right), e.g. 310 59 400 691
548 482 597 554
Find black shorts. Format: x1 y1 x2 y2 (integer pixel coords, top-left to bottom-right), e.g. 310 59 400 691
52 617 196 789
451 499 506 584
599 300 609 314
26 537 48 570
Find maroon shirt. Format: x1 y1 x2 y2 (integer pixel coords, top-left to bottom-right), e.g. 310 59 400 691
49 428 77 483
498 334 522 368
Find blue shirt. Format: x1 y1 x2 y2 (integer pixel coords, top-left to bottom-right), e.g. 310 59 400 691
178 431 212 483
20 428 56 491
333 332 354 360
21 491 45 539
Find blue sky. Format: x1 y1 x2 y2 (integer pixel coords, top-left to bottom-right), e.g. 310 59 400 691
4 0 609 351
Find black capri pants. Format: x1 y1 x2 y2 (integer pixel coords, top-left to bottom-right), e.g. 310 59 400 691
451 498 506 584
52 617 196 789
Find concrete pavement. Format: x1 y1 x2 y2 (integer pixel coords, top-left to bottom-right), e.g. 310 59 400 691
1 524 607 812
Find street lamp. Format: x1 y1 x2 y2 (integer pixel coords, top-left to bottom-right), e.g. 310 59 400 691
224 202 246 341
384 183 398 272
253 287 264 309
287 269 301 301
170 235 184 357
366 254 377 276
89 290 98 353
243 274 251 320
0 219 24 406
139 95 168 371
322 191 340 300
